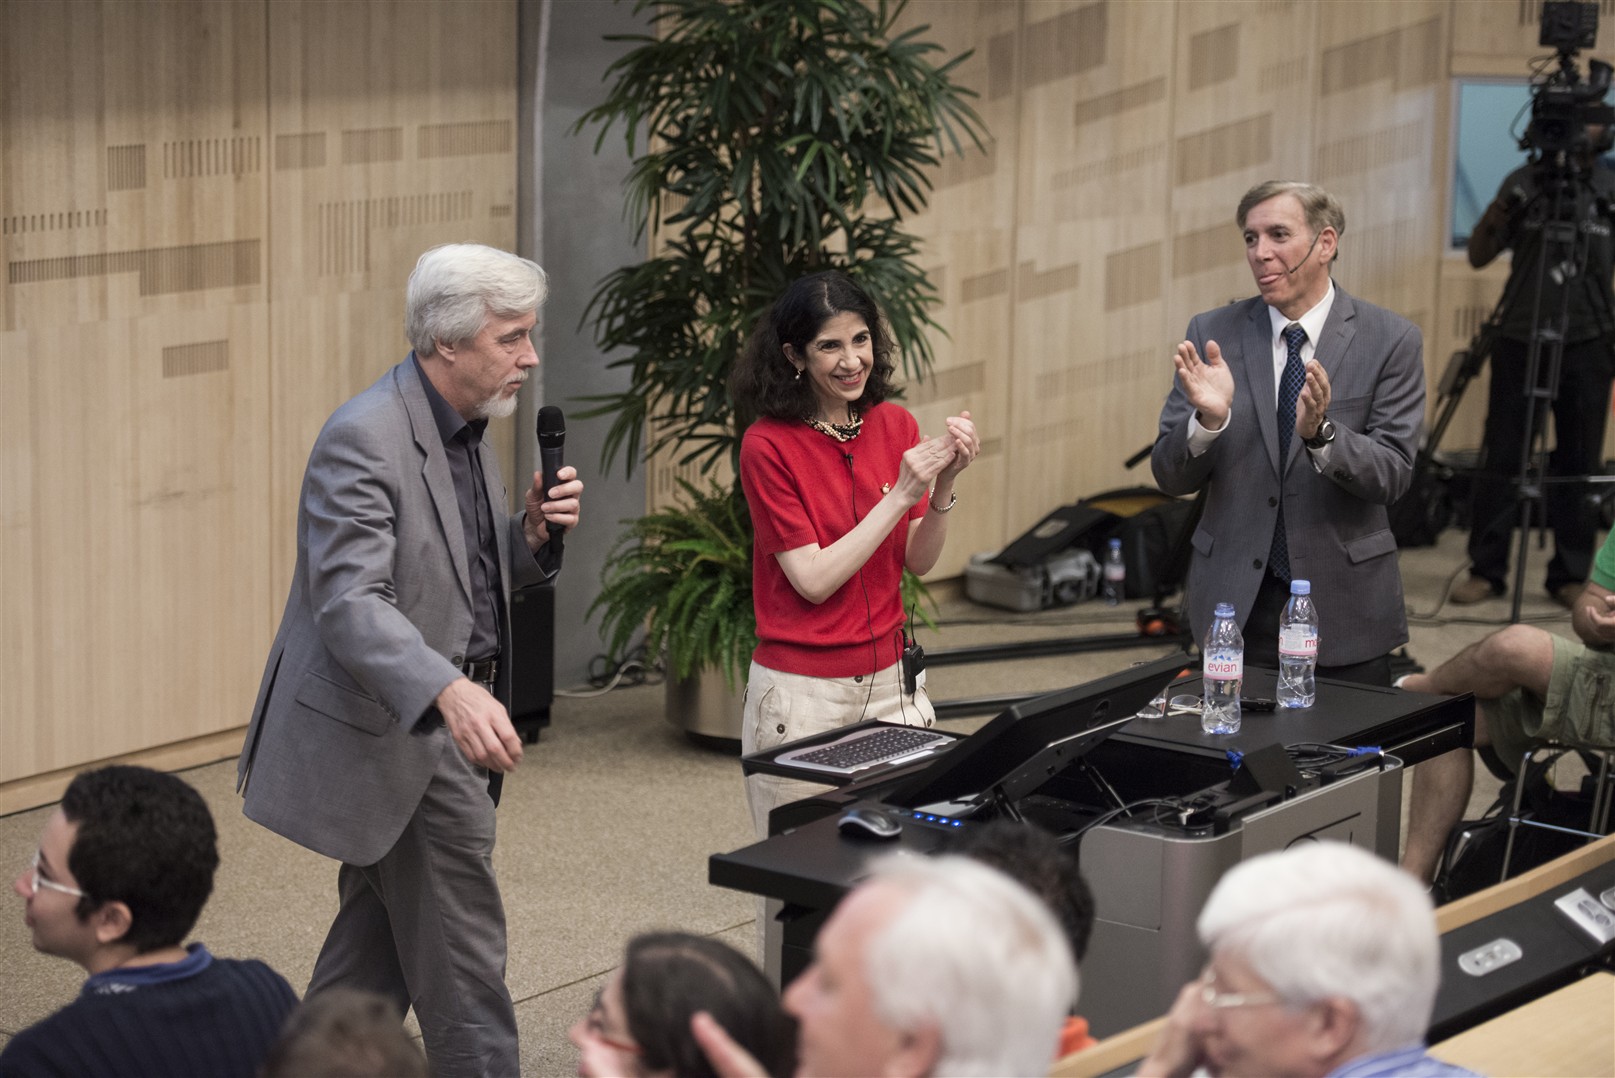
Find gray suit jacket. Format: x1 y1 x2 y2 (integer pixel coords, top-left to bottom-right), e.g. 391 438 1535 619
1151 287 1424 666
237 359 545 866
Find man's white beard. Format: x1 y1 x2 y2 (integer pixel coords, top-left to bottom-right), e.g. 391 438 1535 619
476 391 519 420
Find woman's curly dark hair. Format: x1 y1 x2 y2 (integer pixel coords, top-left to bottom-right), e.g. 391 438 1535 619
730 271 898 423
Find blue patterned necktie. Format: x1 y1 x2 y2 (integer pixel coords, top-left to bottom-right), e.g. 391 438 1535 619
1269 322 1307 581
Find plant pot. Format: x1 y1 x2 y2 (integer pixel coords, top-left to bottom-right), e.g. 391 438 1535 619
665 668 745 747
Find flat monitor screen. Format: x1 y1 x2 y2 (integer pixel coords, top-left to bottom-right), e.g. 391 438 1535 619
886 652 1189 812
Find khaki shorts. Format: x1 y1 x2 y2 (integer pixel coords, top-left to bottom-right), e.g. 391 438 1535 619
1488 635 1615 772
741 660 935 839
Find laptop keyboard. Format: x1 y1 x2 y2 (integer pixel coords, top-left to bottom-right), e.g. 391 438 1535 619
778 726 952 773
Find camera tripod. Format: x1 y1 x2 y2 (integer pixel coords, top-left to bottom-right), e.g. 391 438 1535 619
1419 159 1615 624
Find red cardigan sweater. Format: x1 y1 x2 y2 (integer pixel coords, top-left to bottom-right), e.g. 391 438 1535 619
740 403 926 677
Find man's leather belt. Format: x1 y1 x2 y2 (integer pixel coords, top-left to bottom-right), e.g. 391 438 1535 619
462 658 498 684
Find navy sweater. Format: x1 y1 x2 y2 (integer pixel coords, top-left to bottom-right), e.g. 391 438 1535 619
0 947 298 1078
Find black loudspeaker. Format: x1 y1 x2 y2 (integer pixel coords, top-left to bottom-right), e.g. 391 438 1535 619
509 584 554 742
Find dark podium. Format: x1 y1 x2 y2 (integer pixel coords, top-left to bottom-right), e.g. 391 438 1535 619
711 656 1473 1037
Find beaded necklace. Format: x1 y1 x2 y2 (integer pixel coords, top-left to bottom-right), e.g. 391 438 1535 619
804 408 862 442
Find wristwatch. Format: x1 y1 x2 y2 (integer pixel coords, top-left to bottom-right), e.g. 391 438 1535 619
1303 416 1336 450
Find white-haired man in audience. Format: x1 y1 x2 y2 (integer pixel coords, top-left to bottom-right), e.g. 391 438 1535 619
1138 842 1477 1078
693 853 1077 1078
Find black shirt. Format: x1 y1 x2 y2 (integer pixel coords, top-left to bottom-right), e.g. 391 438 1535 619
413 354 502 662
1494 162 1615 345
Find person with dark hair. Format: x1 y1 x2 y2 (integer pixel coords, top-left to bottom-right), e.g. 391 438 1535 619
730 270 980 837
952 819 1098 1055
261 988 428 1078
569 932 795 1078
1451 147 1615 609
2 765 297 1078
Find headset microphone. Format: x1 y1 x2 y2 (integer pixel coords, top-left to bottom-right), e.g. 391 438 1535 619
536 405 566 557
1285 230 1323 275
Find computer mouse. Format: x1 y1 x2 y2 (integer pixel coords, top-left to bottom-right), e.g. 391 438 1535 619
838 806 902 840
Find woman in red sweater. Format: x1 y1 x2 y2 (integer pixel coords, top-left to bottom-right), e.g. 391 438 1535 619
730 271 978 836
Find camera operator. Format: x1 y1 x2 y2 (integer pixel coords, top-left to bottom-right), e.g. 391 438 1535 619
1454 125 1615 608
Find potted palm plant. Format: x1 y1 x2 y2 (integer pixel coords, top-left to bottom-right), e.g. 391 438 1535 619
579 0 987 736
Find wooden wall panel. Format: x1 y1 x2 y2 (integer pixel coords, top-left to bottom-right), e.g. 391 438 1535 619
1454 0 1615 75
890 0 1522 581
0 0 271 788
1166 0 1320 341
1 0 515 806
0 0 1571 795
0 324 40 774
896 0 1021 577
265 0 519 592
1313 1 1448 427
636 0 1544 590
1008 0 1179 539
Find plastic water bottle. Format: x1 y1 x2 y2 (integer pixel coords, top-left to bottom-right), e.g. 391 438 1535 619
1102 538 1126 606
1278 579 1319 708
1201 602 1243 735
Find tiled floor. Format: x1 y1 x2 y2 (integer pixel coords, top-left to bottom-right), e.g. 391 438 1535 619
0 527 1578 1072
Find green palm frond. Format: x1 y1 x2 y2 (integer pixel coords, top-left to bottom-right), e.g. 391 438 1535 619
589 480 758 688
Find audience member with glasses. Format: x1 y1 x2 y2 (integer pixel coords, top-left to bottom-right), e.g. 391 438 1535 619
3 765 297 1078
1137 841 1478 1078
568 931 794 1078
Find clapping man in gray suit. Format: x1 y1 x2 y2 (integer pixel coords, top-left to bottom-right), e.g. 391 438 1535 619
1152 181 1425 686
237 244 583 1076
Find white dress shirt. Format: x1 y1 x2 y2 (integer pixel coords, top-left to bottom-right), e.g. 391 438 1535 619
1187 281 1337 469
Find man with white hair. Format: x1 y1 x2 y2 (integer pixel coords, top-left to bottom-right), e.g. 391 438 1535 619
694 853 1077 1077
238 244 584 1076
1138 842 1477 1078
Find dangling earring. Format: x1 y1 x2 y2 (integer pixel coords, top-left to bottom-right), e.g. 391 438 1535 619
793 367 803 381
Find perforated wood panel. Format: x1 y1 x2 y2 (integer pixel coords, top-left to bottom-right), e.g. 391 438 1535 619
0 0 1577 798
0 0 516 803
0 0 273 795
265 0 519 627
889 0 1464 576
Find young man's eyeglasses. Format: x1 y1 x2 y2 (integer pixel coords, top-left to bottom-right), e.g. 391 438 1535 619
28 851 87 899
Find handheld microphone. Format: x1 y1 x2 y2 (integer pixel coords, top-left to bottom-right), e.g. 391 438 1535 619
536 405 566 555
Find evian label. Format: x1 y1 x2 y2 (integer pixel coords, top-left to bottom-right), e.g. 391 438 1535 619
1279 627 1319 657
1204 652 1243 679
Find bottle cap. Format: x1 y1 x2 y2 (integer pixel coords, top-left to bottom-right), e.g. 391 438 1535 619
1214 601 1235 617
1290 579 1311 595
1108 537 1122 549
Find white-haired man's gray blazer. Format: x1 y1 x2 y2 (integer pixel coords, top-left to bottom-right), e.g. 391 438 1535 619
238 357 545 1076
1151 287 1424 667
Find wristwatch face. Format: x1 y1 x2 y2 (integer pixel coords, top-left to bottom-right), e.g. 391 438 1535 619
1307 418 1335 448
